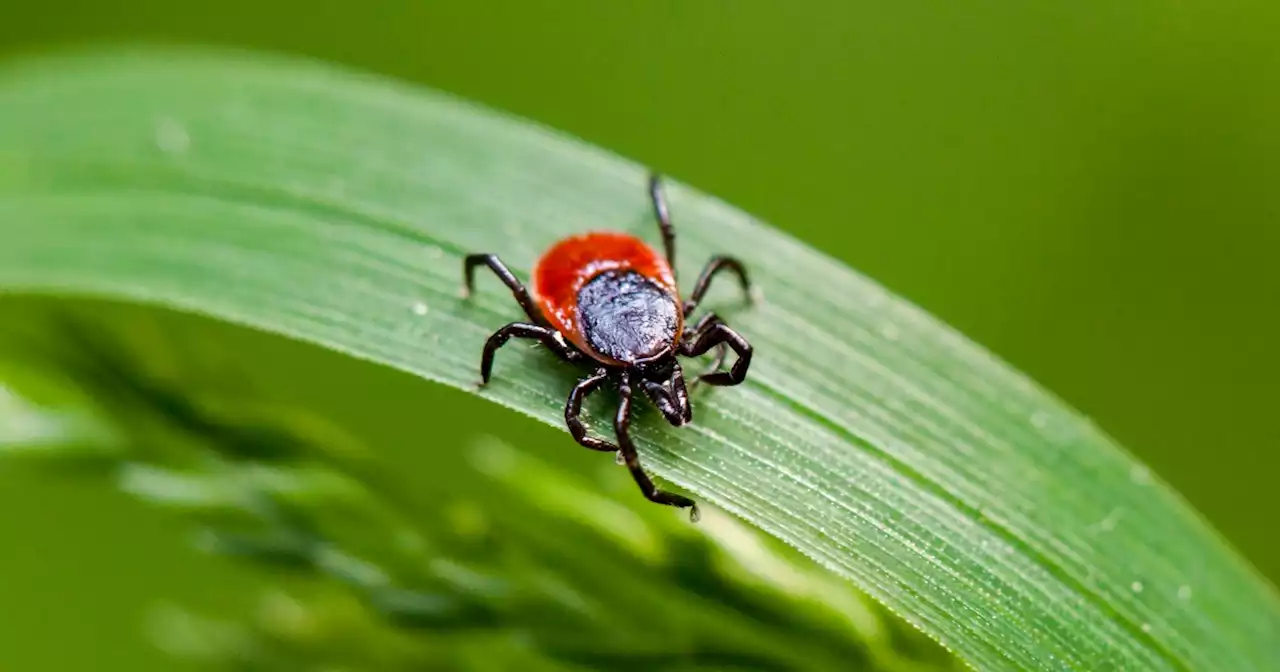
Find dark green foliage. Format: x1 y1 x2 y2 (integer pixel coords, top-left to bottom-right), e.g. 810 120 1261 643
0 314 956 671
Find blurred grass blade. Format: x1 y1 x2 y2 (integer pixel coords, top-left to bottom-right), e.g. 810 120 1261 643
0 47 1275 671
0 380 110 455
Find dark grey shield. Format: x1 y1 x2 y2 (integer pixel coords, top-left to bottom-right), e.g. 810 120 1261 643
577 270 680 363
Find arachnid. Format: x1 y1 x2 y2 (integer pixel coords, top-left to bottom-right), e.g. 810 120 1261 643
462 174 753 520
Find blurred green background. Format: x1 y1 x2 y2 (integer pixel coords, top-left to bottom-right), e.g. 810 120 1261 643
1 1 1277 669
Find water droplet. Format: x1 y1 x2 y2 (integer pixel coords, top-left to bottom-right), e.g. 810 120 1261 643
1178 585 1192 601
614 450 625 466
1130 464 1151 485
1140 622 1151 633
411 301 429 316
1131 581 1144 593
154 118 190 155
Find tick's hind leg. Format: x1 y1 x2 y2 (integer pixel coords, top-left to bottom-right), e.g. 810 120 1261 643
479 322 581 385
463 253 545 326
615 373 700 521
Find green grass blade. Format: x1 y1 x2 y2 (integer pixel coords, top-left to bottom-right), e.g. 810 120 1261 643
0 47 1275 671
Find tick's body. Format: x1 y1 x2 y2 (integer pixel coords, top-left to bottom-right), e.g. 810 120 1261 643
463 175 753 520
534 232 682 366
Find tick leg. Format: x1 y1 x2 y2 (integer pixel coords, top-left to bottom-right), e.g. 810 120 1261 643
670 361 693 425
480 322 580 385
640 361 691 426
696 346 729 387
683 257 751 316
681 323 753 387
683 313 728 387
683 311 722 338
463 253 546 326
564 368 617 452
648 173 678 275
617 372 699 520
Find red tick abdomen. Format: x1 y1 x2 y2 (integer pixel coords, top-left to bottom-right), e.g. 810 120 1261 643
532 231 680 363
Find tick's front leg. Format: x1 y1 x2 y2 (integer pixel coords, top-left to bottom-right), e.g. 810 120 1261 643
479 322 581 385
681 323 752 387
682 312 728 386
683 257 751 316
564 368 617 453
462 253 546 327
648 173 678 276
614 372 699 521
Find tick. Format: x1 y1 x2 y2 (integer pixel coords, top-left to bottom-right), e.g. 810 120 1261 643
462 174 753 520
